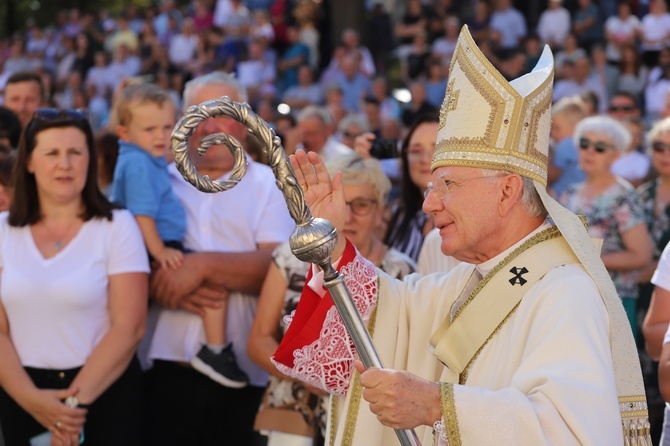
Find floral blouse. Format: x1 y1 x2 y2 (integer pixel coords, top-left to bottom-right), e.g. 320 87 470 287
260 241 416 440
638 178 670 260
559 178 646 299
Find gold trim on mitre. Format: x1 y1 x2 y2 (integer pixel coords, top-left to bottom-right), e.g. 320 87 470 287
432 25 553 186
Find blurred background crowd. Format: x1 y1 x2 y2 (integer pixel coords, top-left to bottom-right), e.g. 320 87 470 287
5 0 670 444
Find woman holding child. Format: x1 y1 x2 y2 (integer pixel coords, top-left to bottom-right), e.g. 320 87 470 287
248 153 416 446
0 108 149 445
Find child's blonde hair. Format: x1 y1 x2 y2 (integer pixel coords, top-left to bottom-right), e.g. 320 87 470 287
116 83 174 126
552 96 587 125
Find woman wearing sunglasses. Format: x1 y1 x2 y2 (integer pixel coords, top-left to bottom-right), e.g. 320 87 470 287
558 115 652 333
248 153 416 446
0 108 149 446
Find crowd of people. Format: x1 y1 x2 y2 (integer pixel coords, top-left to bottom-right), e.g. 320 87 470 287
2 0 670 444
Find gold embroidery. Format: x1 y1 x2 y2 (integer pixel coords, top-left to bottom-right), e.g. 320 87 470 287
439 79 460 130
619 395 648 403
459 301 521 384
448 226 563 383
522 74 552 177
619 395 649 419
453 226 561 320
329 396 337 446
341 370 362 445
453 49 503 148
339 277 381 446
440 382 462 446
432 25 553 185
621 410 650 418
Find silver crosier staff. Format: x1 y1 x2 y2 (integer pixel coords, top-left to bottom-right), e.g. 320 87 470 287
171 96 421 446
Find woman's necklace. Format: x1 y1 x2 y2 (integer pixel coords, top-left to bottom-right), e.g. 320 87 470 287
45 219 80 251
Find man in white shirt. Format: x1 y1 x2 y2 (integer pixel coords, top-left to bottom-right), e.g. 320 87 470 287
106 44 140 92
604 1 640 64
145 72 294 445
489 0 527 51
341 28 376 77
168 18 199 69
295 105 353 163
536 0 571 49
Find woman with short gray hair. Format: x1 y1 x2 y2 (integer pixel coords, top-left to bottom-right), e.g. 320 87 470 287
559 115 652 332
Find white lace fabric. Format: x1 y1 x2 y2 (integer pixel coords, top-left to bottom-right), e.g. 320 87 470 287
273 253 378 396
433 419 449 445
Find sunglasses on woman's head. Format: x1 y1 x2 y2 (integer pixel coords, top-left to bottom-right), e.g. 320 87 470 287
578 137 612 154
33 107 88 122
652 141 670 154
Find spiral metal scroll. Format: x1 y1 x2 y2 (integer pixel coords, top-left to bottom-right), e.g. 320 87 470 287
171 96 420 446
172 97 309 220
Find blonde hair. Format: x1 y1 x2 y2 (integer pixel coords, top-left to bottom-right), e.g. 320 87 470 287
647 116 670 153
552 96 587 125
116 83 174 126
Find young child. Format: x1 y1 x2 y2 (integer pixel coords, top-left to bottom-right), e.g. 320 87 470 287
547 96 588 197
112 83 248 388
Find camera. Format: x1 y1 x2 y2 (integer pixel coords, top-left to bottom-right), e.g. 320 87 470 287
369 138 398 159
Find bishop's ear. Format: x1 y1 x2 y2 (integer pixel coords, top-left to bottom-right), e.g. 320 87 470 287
499 173 524 214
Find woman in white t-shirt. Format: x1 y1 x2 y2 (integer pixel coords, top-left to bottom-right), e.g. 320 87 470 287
641 0 670 67
0 108 149 446
604 2 640 64
659 323 670 444
647 241 670 445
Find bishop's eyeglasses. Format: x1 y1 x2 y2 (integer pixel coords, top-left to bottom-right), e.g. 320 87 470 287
424 175 504 199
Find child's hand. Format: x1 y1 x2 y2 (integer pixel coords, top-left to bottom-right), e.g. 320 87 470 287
156 247 184 270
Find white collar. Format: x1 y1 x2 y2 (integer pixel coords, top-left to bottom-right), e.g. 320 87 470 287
475 220 552 278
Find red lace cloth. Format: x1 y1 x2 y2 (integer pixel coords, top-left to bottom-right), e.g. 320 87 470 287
272 239 378 396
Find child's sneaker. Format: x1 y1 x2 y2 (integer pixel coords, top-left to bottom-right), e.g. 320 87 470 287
191 344 249 388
